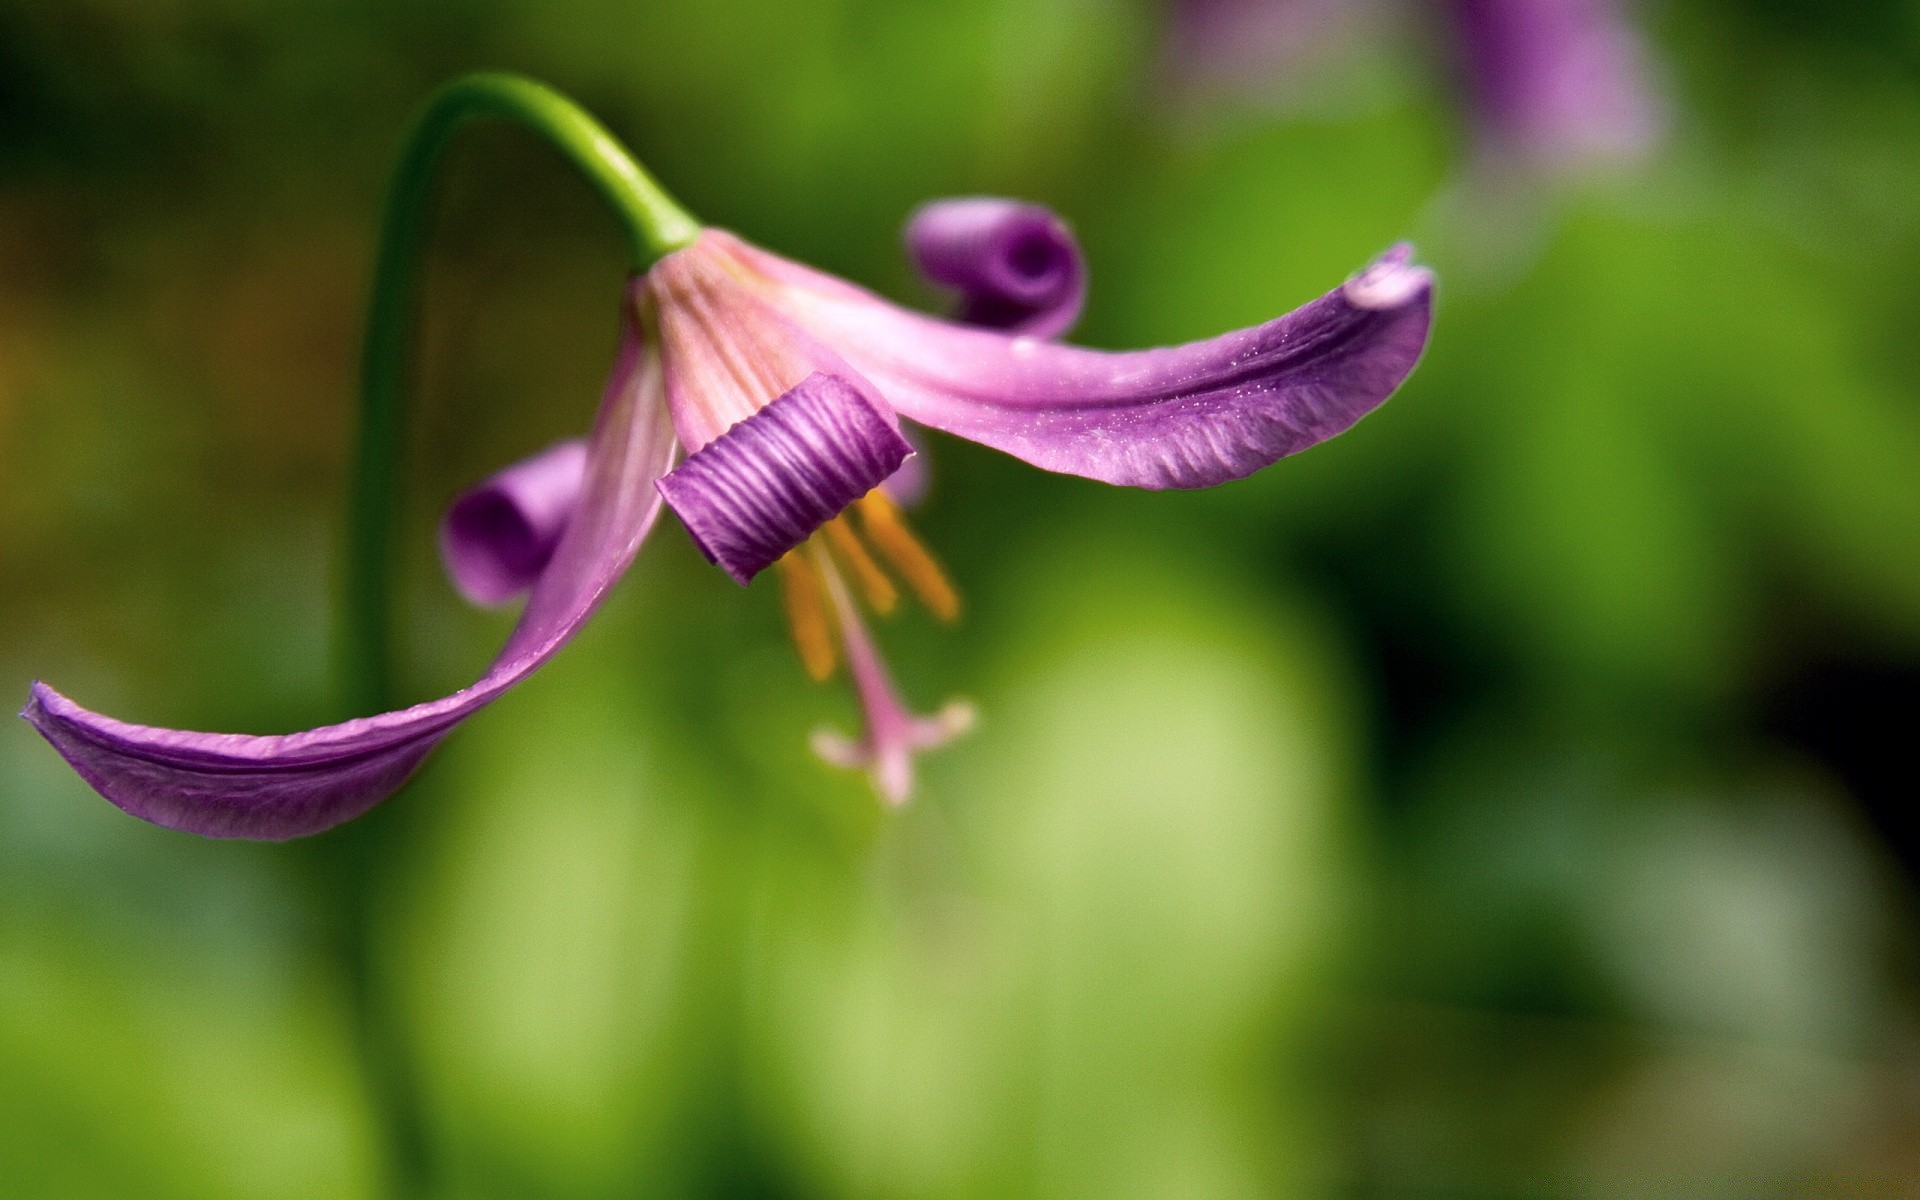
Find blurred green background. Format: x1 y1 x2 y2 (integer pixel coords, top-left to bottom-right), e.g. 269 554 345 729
4 1 1919 1196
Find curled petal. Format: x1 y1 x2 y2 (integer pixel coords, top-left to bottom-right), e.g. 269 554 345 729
22 315 677 840
656 372 912 586
440 439 589 607
742 233 1434 490
904 198 1087 339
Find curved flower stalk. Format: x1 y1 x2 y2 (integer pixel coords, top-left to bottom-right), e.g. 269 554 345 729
22 78 1434 839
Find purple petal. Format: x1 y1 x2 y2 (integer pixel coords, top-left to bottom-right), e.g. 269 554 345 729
440 439 590 607
650 232 906 451
656 372 912 585
21 313 678 840
904 198 1086 339
1163 0 1385 103
748 235 1433 490
880 422 932 508
1450 0 1664 171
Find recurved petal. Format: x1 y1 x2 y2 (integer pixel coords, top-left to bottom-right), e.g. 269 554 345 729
904 198 1086 339
766 239 1433 490
656 372 912 585
440 439 590 607
22 318 677 840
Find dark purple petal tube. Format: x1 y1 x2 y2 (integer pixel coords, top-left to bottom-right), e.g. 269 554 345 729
656 372 912 585
440 439 590 606
904 198 1086 339
751 236 1433 490
21 317 678 840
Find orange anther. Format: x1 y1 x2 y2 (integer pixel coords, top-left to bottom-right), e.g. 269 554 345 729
776 551 838 681
822 515 899 616
856 491 960 622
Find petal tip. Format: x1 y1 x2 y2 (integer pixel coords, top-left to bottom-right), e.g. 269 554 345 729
439 439 591 608
22 679 67 729
905 197 1087 338
1344 245 1434 311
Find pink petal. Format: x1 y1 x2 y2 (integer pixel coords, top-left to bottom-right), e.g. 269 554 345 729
23 314 677 840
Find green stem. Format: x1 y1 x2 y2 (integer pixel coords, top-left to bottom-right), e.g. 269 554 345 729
327 74 698 1197
342 71 697 714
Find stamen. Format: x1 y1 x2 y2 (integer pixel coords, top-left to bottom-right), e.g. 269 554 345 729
856 491 961 622
822 515 899 616
776 551 837 681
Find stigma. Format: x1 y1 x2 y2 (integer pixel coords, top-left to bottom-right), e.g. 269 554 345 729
773 489 972 803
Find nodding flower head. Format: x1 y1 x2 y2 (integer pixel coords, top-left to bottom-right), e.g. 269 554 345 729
25 196 1432 839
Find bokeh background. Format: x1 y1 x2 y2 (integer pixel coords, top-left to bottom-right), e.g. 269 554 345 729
4 1 1919 1195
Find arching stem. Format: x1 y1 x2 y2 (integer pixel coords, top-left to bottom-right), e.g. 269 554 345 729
324 74 698 1197
344 71 696 712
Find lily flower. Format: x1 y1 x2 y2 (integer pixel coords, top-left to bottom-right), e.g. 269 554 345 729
24 194 1431 839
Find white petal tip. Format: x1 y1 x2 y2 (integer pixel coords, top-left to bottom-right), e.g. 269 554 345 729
1343 255 1433 311
921 699 977 747
810 728 866 770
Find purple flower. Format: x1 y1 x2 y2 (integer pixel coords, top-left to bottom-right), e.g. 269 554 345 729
23 199 1432 838
1448 0 1664 173
1165 0 1388 106
1166 0 1664 175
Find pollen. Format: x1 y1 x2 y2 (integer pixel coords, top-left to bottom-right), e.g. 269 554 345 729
822 515 899 616
776 551 838 681
856 491 961 622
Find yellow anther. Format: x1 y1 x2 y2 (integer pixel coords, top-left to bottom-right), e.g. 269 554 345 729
822 515 899 616
856 491 960 623
776 551 838 682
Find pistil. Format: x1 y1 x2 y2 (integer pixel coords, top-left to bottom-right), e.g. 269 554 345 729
771 491 973 800
807 548 975 804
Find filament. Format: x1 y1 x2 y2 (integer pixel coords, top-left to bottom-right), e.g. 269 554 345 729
822 515 899 616
775 551 837 681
